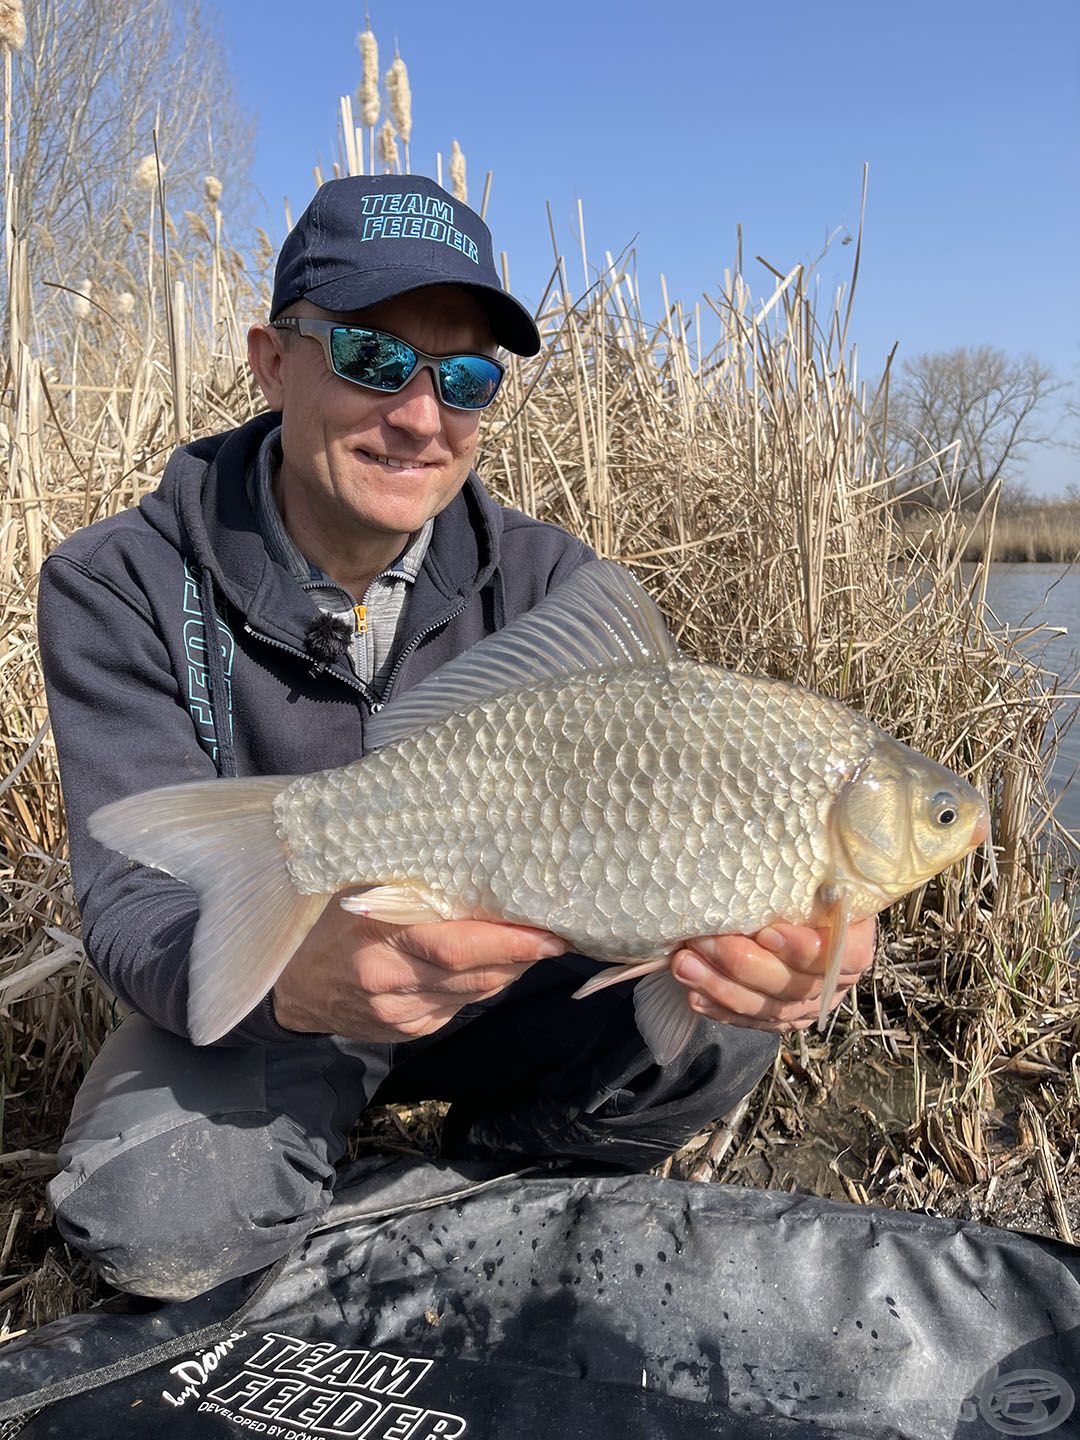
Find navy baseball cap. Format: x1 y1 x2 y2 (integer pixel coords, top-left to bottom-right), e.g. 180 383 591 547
270 175 541 357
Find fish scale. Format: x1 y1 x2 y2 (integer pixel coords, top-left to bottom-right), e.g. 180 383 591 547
276 662 883 959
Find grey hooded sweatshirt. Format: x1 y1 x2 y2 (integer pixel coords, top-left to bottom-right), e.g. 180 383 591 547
37 411 594 1045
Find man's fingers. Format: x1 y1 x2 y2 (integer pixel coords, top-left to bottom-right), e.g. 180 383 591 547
757 917 876 978
688 925 825 977
672 915 878 1029
681 976 851 1031
680 917 876 998
687 1000 825 1033
394 920 566 971
674 957 825 1016
673 942 861 1004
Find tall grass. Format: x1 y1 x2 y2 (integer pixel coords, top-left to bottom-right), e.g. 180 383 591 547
1 116 1077 1331
903 498 1080 564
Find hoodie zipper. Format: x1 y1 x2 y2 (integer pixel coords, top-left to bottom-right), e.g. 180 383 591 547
242 623 380 707
243 599 467 714
375 600 467 709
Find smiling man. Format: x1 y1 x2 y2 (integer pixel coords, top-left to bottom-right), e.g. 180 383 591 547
38 176 874 1301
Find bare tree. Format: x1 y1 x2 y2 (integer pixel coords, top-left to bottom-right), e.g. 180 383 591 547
1062 378 1080 455
886 345 1061 509
6 0 252 323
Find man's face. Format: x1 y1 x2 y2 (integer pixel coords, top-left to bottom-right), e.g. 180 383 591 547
251 286 498 545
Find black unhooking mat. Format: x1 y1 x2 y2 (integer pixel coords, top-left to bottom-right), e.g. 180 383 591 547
0 1157 1078 1439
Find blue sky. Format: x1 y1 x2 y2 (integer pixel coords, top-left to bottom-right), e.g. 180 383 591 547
211 0 1079 495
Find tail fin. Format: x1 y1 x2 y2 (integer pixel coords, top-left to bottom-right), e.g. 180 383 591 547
89 778 331 1045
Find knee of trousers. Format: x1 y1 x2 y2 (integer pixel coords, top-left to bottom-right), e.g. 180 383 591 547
445 1025 779 1175
573 1022 780 1165
48 1114 335 1302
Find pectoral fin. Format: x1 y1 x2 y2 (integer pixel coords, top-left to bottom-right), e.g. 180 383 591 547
815 886 852 1032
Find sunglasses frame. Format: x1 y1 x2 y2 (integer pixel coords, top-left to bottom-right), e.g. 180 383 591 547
268 317 506 411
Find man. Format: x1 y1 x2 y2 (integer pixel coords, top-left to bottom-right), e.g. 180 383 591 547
38 175 874 1302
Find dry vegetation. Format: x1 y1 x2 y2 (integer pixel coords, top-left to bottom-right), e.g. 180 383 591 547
905 496 1080 564
1 38 1078 1341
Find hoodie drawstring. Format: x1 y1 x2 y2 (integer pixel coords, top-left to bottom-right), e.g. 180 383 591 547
198 567 238 779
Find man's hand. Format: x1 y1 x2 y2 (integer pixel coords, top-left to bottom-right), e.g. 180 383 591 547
272 898 567 1041
670 917 876 1032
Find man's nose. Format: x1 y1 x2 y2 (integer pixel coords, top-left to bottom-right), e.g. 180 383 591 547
382 366 442 435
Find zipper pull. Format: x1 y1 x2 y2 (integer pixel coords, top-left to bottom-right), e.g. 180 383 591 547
354 604 368 636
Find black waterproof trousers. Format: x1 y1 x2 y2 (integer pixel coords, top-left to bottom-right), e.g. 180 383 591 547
47 957 777 1301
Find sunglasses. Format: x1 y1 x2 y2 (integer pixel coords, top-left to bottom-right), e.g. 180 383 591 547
269 317 505 411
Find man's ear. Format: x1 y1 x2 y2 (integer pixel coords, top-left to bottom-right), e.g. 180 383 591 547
247 324 287 410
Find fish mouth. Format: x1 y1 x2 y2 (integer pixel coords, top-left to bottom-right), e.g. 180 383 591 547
970 801 991 849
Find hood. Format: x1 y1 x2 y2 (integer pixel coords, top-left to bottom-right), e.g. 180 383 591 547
137 411 508 638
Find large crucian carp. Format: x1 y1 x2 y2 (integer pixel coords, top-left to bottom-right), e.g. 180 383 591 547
90 561 989 1057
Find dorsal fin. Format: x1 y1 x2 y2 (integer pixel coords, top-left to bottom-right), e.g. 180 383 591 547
366 559 677 751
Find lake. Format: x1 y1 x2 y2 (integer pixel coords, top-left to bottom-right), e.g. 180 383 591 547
965 563 1079 844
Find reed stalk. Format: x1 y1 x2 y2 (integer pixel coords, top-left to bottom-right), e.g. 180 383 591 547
205 175 223 340
0 1 23 279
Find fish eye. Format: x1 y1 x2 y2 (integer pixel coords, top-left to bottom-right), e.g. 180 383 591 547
931 791 958 826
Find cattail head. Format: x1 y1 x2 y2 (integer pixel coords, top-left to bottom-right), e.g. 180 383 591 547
204 174 223 207
71 278 92 320
450 140 467 203
357 27 380 128
0 0 26 51
115 290 136 316
378 119 399 173
385 54 411 146
135 154 159 191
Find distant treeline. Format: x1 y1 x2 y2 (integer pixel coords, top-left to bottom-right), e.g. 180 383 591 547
904 496 1080 564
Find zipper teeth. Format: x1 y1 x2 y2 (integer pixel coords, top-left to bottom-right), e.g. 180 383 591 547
378 601 467 706
242 623 377 704
244 604 466 713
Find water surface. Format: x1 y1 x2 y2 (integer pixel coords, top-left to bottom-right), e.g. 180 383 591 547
964 562 1079 842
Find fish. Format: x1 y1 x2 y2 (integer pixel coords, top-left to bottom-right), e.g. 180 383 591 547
88 560 990 1056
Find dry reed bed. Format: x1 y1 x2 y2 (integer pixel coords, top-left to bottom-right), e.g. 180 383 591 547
1 199 1077 1333
904 503 1080 565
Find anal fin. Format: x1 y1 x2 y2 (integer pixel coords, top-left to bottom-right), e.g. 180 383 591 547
634 969 700 1065
572 956 699 1066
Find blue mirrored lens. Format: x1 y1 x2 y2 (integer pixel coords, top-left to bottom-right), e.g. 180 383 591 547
438 356 503 410
326 326 503 409
330 328 415 390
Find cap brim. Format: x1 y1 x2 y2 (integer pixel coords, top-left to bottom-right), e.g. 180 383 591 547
289 269 542 357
